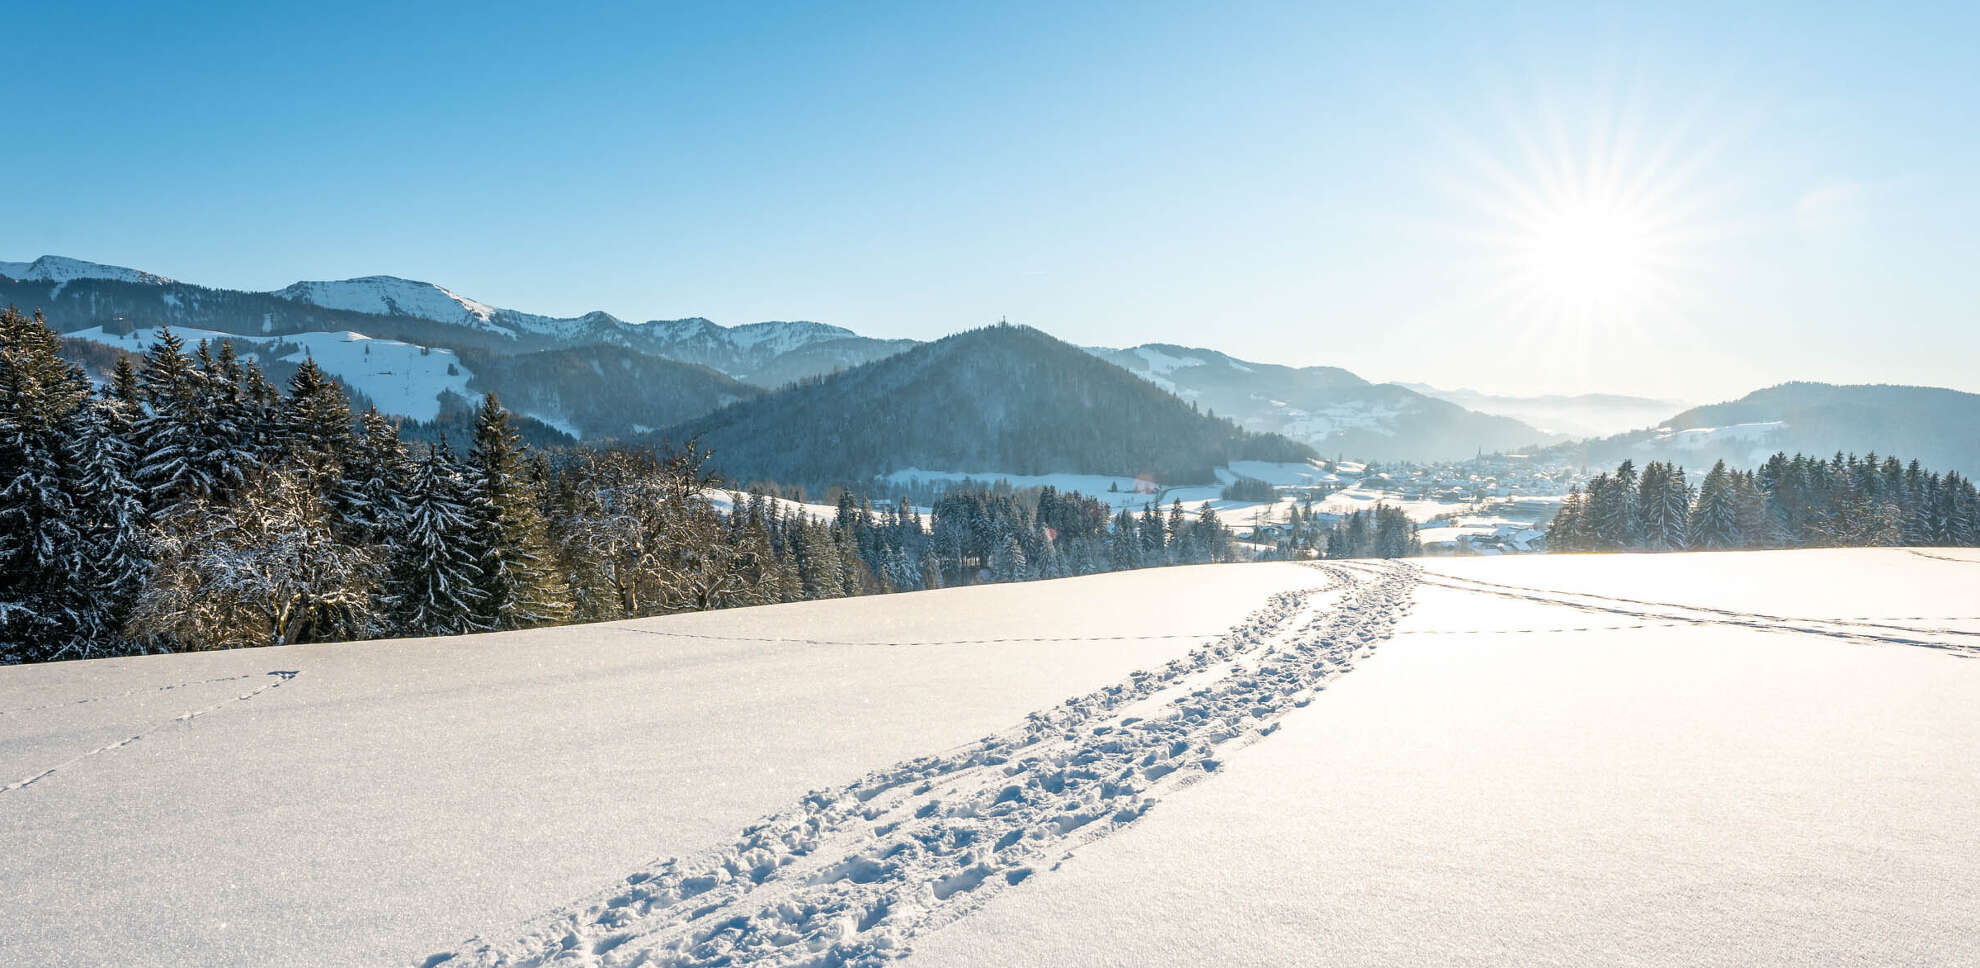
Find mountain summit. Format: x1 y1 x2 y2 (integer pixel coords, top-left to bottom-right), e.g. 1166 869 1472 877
0 255 174 286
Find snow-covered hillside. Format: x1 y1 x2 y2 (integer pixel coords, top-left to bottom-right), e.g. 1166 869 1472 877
4 550 1975 967
68 325 472 421
0 255 174 287
275 276 514 334
1085 342 1555 461
268 276 904 384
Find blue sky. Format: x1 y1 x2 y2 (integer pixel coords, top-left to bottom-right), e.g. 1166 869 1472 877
6 0 1975 401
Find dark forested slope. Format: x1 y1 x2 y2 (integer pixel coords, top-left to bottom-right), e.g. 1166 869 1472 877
665 324 1316 486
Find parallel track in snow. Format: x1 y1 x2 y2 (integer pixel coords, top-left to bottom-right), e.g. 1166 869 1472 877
1394 564 1980 654
425 562 1417 968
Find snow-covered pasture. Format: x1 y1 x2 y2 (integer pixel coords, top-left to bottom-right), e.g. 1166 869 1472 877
68 325 473 422
3 549 1976 966
0 564 1326 968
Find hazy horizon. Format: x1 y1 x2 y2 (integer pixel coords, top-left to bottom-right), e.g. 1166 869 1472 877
9 1 1976 400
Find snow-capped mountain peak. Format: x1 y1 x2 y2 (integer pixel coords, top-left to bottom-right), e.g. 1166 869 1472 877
274 276 502 328
722 320 859 351
0 255 174 286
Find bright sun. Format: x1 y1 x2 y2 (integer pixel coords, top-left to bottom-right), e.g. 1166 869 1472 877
1438 103 1711 337
1518 200 1657 308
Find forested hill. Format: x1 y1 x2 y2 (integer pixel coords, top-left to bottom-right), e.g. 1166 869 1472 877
1546 382 1980 478
457 345 761 439
662 323 1317 487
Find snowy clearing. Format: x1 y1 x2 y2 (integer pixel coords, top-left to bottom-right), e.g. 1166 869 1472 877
67 325 473 421
4 550 1977 966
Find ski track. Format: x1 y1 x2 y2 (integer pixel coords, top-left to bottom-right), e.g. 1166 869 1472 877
424 562 1417 968
2 670 300 795
1387 564 1980 655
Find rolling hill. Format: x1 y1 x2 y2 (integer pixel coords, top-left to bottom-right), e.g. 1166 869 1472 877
665 324 1316 486
1548 382 1980 475
1087 343 1556 461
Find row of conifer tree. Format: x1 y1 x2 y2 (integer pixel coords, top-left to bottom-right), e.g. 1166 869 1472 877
0 309 1250 664
1548 455 1980 552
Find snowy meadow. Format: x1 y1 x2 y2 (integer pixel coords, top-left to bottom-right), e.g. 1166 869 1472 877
4 549 1976 966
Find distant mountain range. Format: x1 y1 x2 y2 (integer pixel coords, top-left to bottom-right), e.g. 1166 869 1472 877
1544 382 1980 476
1397 384 1686 439
1088 344 1556 461
6 254 1974 478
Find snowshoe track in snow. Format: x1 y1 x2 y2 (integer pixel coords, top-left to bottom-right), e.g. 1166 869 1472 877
425 562 1416 968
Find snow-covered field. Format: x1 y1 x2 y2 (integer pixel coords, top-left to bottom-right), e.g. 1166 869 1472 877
68 325 474 421
4 549 1977 966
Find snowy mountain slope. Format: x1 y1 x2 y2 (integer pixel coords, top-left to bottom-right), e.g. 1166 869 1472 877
616 317 915 386
1088 343 1557 461
3 259 909 389
0 255 174 286
66 325 473 421
1548 382 1980 476
1400 383 1687 438
270 278 913 384
0 563 1330 968
275 276 513 334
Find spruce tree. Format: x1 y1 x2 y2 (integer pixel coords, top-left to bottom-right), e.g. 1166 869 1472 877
464 394 569 628
61 400 151 656
283 356 355 486
0 308 93 661
339 407 413 542
133 328 211 514
391 438 485 635
1688 461 1740 550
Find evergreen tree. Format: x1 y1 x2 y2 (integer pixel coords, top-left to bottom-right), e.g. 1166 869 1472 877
991 534 1027 582
339 408 413 542
464 394 569 628
133 327 211 514
0 308 94 661
283 357 355 492
1687 461 1740 550
390 438 484 635
919 548 944 590
61 400 151 656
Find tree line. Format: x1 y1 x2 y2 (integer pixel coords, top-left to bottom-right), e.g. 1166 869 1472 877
1549 454 1980 552
0 310 1256 664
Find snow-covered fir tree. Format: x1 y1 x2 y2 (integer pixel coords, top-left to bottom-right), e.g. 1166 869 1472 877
389 437 484 636
464 394 569 629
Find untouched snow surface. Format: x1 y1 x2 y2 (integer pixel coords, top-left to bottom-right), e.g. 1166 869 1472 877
5 550 1978 967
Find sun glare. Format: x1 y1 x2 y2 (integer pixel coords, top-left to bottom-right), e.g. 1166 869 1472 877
1435 97 1719 347
1518 198 1657 308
